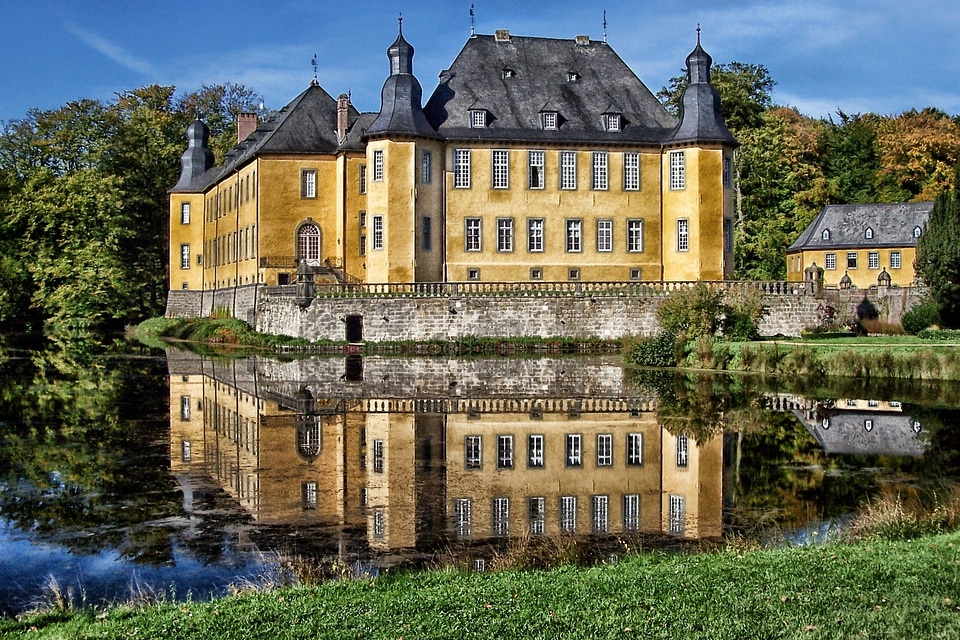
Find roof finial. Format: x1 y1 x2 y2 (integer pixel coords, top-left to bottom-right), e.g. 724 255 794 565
603 9 607 43
470 4 475 36
696 23 701 45
311 54 318 85
398 13 403 35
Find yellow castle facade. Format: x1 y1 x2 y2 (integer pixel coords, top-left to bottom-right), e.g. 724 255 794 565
169 25 737 294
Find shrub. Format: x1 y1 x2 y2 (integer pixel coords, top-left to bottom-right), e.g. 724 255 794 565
627 332 677 367
657 283 726 338
723 289 767 341
917 328 960 341
902 299 940 334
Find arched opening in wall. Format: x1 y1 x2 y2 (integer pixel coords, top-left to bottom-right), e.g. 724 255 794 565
297 222 321 264
346 315 363 343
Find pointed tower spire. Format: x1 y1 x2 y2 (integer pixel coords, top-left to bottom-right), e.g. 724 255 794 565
366 19 436 138
669 27 736 146
389 14 414 75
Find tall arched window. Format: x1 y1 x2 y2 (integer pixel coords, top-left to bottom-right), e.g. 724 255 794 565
298 223 320 262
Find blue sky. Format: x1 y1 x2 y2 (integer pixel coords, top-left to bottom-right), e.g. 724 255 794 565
2 0 958 123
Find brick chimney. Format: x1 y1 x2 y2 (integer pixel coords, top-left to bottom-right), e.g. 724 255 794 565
337 94 350 143
237 112 258 144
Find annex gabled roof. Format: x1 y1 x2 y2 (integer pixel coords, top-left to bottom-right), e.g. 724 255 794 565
423 33 677 144
787 202 934 253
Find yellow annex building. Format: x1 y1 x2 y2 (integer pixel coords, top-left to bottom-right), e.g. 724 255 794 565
169 24 737 296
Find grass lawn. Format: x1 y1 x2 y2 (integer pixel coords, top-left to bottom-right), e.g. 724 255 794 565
4 532 960 639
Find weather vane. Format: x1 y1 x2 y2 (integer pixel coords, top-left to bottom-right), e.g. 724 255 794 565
311 54 318 84
470 4 475 36
603 10 607 42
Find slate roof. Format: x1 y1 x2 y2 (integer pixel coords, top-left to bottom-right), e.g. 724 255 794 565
365 30 437 138
787 202 934 253
423 33 678 145
795 410 926 457
670 42 737 147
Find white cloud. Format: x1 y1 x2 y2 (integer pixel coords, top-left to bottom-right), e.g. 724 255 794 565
63 22 159 77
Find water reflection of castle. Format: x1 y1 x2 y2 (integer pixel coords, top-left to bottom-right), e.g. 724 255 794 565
167 352 724 554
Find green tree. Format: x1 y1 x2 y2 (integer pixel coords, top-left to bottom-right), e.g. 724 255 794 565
820 112 881 204
916 189 960 327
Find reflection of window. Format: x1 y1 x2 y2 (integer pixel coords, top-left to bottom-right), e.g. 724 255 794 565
566 434 582 466
455 498 472 537
497 435 514 469
676 435 688 468
623 494 640 531
373 507 385 539
372 439 384 473
596 434 612 466
592 495 609 533
864 419 874 432
180 395 191 421
528 496 545 534
181 440 192 463
528 434 544 468
298 421 321 458
627 433 643 466
302 481 318 510
560 495 577 532
493 497 510 536
465 435 482 469
669 495 685 534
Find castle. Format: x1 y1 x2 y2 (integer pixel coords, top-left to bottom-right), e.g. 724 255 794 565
169 23 736 302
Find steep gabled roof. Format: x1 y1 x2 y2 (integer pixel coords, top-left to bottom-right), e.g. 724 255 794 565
788 202 933 252
423 33 677 144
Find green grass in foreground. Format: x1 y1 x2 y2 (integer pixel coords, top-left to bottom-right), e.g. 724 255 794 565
5 533 960 639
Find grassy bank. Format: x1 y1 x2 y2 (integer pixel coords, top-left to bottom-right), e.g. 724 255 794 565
3 532 959 639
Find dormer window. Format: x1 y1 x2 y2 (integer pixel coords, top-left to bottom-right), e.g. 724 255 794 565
541 112 558 130
502 68 516 79
865 227 874 239
470 109 487 128
603 114 621 132
567 72 580 83
914 226 922 238
821 229 831 241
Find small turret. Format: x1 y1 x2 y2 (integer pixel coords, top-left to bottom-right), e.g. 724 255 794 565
174 119 215 190
669 29 737 147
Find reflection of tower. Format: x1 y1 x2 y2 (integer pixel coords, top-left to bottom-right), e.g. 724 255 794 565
365 409 416 549
660 430 723 538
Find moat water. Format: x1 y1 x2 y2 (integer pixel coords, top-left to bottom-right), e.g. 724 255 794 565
1 338 958 615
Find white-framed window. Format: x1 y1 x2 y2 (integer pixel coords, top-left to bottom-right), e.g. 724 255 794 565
566 434 582 467
372 439 384 473
528 218 544 252
596 434 613 466
373 150 384 182
465 218 482 252
180 244 190 270
822 229 831 241
627 433 643 466
373 507 385 539
180 202 191 224
530 267 543 280
423 216 432 252
493 497 510 536
560 495 577 532
623 494 640 531
865 227 874 240
669 495 686 534
592 151 608 190
528 150 545 189
470 109 487 128
868 252 879 269
677 219 689 252
492 150 509 189
528 497 545 534
560 151 577 189
496 435 514 469
627 219 643 252
847 252 858 269
865 419 874 432
454 498 472 537
496 218 514 252
676 435 689 468
528 434 544 468
422 151 432 183
298 223 320 261
603 113 621 132
825 253 836 270
592 495 609 533
301 169 317 198
359 164 367 193
597 219 613 252
468 268 480 280
541 112 558 130
623 152 640 191
891 251 901 269
566 219 582 253
372 215 384 251
454 149 471 188
359 235 366 256
465 435 482 469
669 151 685 190
303 481 318 510
914 226 922 238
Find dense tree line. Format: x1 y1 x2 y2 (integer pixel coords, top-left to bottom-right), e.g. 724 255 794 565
1 67 958 333
0 84 260 332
